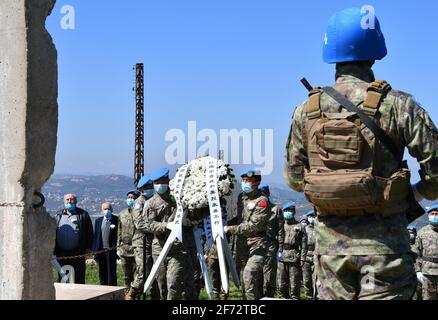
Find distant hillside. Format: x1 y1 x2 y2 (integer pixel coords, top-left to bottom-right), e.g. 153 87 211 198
42 174 431 229
43 174 134 215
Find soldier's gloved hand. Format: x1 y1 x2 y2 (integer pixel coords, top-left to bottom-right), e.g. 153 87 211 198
276 251 284 261
417 272 424 284
166 221 175 230
300 260 305 268
223 226 230 233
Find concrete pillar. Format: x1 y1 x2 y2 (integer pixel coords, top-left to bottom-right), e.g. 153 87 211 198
0 0 58 299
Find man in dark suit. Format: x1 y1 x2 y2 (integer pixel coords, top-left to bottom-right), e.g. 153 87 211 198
93 202 119 286
54 193 94 284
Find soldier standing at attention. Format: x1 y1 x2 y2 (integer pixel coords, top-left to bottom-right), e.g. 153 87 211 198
284 7 438 299
415 205 438 300
303 210 316 300
259 184 284 298
407 225 422 300
117 190 141 293
224 167 270 300
125 176 156 300
277 201 307 300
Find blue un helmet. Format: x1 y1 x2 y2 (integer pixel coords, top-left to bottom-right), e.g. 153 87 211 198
323 7 387 64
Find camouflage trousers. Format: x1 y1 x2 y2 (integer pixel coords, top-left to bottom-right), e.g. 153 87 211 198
120 255 136 289
183 245 200 300
153 248 186 300
302 260 314 299
314 253 417 300
278 261 302 300
412 280 422 300
145 236 160 300
422 275 438 300
263 245 278 297
130 247 145 291
242 246 267 300
207 257 222 297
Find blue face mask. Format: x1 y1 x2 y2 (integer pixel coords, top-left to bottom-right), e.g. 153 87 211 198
241 181 253 193
143 189 155 198
409 234 416 240
308 217 316 225
104 210 112 219
154 184 169 195
126 198 135 207
284 212 294 220
65 203 76 211
429 215 438 225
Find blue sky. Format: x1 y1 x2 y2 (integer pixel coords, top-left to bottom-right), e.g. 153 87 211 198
46 0 438 186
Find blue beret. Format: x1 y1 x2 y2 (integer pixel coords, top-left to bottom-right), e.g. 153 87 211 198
426 204 438 214
259 184 270 191
137 176 152 188
126 189 141 197
407 225 417 232
149 168 170 182
305 210 316 217
282 201 296 211
240 167 261 178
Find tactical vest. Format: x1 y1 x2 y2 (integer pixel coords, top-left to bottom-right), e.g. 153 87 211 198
303 80 410 216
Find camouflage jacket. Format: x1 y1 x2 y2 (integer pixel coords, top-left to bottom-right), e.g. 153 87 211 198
117 207 136 257
281 220 307 263
134 192 186 255
415 224 438 276
228 189 270 252
265 203 285 253
130 195 152 248
284 66 438 255
304 224 316 263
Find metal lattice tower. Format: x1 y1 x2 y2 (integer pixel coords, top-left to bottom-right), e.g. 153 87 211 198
134 63 144 187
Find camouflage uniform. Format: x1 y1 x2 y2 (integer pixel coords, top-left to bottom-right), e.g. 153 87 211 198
117 207 137 289
410 236 422 300
227 189 270 300
205 242 223 299
303 223 316 299
134 192 188 300
285 64 438 300
415 224 438 300
129 195 148 294
263 203 284 297
277 219 307 299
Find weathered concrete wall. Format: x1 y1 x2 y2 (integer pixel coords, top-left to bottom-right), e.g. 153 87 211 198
0 0 58 300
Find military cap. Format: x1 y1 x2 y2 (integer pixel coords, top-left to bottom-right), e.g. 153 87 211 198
407 225 417 232
259 184 270 191
149 168 170 182
305 210 316 217
126 189 141 197
240 167 261 178
426 204 438 214
137 175 152 189
299 216 308 223
282 201 296 211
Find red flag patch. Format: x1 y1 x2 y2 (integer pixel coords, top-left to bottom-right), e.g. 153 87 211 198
259 200 268 208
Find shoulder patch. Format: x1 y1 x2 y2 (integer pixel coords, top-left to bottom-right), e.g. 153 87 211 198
259 200 268 208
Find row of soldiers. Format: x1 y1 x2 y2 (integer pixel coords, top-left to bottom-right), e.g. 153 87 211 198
118 165 316 300
407 204 438 300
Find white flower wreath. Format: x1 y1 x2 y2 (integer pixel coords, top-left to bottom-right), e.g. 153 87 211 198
169 156 235 218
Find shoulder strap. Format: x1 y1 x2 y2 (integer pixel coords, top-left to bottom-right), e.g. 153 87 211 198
322 86 402 166
305 87 323 119
362 80 392 116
